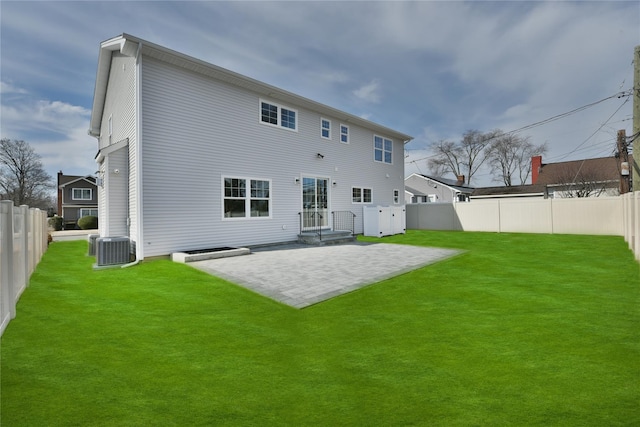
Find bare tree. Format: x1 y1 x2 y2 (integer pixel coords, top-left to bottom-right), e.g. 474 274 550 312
552 164 611 198
486 133 548 186
428 129 498 186
0 138 54 209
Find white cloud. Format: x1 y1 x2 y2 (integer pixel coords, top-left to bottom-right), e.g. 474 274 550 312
353 79 382 103
1 95 95 177
0 1 635 187
0 81 28 94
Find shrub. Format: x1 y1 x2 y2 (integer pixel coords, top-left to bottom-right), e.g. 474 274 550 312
48 216 63 231
77 215 98 230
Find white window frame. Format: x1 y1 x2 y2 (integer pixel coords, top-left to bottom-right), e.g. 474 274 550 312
108 115 113 144
321 118 331 140
374 135 393 164
340 124 349 144
72 188 92 200
80 208 98 217
222 176 272 220
393 189 400 204
352 187 372 204
259 99 298 132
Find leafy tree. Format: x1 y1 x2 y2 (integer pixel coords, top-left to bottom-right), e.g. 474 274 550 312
486 133 548 186
0 138 54 209
428 129 499 186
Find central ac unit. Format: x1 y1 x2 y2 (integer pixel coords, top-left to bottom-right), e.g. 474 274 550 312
96 237 130 266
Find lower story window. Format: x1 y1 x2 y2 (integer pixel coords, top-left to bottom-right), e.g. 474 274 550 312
80 208 98 217
352 187 372 203
224 177 271 218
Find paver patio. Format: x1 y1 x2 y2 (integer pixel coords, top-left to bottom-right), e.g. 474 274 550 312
190 242 461 308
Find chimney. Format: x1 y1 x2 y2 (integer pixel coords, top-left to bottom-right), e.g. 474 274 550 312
531 156 542 184
456 175 465 186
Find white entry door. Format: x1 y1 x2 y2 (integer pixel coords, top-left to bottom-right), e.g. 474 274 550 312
302 177 329 230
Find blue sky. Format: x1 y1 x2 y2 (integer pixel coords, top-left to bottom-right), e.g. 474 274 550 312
1 1 638 187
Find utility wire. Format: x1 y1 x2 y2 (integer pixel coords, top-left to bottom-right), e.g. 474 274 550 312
405 89 632 166
554 96 630 162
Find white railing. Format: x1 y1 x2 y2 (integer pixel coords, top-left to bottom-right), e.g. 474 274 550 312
406 192 640 262
1 200 48 336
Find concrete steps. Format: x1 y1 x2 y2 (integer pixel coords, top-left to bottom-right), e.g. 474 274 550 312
298 230 355 246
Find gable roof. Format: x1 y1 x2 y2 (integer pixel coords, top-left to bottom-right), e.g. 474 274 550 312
535 155 633 186
58 175 97 188
471 184 547 197
89 34 413 143
406 174 475 195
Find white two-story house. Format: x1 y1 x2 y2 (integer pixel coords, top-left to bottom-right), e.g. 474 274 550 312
89 34 412 260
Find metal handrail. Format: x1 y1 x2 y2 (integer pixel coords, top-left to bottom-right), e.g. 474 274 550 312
298 211 324 240
331 211 356 235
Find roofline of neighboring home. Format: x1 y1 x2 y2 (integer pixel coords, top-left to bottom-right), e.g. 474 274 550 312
406 173 474 192
58 175 97 189
470 193 545 199
89 34 414 143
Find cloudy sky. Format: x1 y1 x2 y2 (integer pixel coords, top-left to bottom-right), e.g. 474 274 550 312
1 1 638 187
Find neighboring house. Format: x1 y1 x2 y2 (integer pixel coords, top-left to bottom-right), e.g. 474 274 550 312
532 155 633 198
471 154 633 199
405 174 474 204
88 34 412 260
471 184 548 200
57 171 98 229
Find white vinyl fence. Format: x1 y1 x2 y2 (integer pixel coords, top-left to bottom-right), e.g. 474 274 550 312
406 192 640 261
1 200 48 336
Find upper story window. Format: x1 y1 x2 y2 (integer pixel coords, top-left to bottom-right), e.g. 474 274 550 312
72 188 92 200
321 118 331 139
260 100 297 131
340 124 349 144
374 135 393 164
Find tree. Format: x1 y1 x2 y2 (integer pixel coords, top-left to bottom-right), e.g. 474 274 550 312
486 133 548 186
552 164 611 198
0 138 54 209
428 129 498 186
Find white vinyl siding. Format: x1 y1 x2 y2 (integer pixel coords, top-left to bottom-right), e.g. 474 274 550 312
136 56 406 257
100 52 136 241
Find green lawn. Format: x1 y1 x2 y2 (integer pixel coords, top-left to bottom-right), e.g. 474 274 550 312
1 231 638 426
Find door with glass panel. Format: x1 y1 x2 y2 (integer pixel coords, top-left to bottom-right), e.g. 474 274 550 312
302 177 329 230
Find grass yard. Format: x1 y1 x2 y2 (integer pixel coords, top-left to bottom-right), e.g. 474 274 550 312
1 230 638 426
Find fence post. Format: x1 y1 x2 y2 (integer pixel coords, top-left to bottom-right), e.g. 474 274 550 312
1 201 16 323
631 191 640 261
29 208 38 277
20 205 30 287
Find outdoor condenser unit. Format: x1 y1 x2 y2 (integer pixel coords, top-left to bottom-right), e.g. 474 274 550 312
87 234 99 256
96 237 130 266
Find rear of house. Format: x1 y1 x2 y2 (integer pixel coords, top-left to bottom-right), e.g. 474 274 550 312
89 34 412 260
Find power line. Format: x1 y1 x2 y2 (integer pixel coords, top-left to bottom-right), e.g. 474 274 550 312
552 96 630 162
502 90 630 136
405 89 632 166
